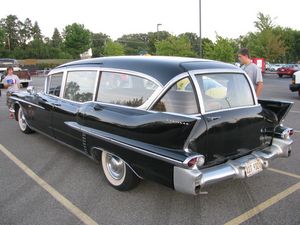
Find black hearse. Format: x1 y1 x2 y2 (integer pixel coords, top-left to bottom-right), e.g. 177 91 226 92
10 56 294 195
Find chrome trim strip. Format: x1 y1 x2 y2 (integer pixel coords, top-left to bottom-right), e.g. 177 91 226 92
10 96 45 110
48 67 163 88
202 104 261 115
189 73 205 114
183 118 202 152
65 121 185 167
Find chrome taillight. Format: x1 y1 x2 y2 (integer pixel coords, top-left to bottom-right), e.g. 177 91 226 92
184 155 205 169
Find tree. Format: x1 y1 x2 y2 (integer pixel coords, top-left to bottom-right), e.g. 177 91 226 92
0 26 5 49
63 23 91 58
51 28 62 48
103 40 125 56
178 32 201 56
18 18 33 48
148 31 171 54
204 35 236 62
254 12 275 32
117 33 148 55
155 36 196 57
91 32 110 57
32 21 42 40
0 15 20 50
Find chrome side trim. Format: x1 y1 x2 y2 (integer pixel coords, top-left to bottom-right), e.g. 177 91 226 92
174 137 293 195
202 104 261 115
10 96 45 110
183 118 202 153
65 121 184 167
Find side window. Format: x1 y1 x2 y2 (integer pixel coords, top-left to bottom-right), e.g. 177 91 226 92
97 72 158 107
195 73 254 112
48 73 63 97
152 78 199 115
63 71 97 102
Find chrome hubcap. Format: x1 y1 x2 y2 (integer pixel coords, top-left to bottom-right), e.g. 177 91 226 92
18 109 27 131
105 153 125 180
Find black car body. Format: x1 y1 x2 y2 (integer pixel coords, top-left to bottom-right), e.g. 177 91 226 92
10 56 294 195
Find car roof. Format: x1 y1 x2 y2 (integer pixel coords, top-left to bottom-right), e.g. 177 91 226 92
56 56 240 85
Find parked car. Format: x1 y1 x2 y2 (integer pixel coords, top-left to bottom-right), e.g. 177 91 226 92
0 58 32 88
290 71 300 96
277 64 299 77
269 64 284 72
9 56 294 195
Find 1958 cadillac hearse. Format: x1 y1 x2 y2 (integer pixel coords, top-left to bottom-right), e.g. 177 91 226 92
10 56 294 195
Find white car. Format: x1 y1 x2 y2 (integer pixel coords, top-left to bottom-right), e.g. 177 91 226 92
269 64 284 72
290 71 300 96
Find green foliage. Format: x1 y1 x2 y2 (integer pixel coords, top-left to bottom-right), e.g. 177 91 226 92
155 36 196 57
51 28 62 48
103 40 125 56
63 23 91 58
117 33 149 55
204 35 236 62
0 12 299 64
92 32 110 57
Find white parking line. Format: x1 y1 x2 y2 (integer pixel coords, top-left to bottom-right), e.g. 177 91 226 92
290 110 300 114
0 144 99 225
224 182 300 225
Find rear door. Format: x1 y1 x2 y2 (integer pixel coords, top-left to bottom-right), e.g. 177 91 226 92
191 73 270 165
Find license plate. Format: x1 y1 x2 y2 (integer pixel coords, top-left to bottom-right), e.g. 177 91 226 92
245 159 263 177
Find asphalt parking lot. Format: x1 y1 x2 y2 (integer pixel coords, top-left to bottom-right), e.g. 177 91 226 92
0 73 299 225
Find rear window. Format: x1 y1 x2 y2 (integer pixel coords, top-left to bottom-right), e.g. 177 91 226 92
195 73 254 112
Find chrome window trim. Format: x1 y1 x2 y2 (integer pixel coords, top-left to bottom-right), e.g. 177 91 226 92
147 72 201 116
97 69 163 110
46 66 163 110
62 69 99 101
202 104 261 115
45 72 64 98
188 69 259 114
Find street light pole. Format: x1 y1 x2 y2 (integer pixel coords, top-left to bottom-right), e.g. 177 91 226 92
199 0 202 58
157 23 162 32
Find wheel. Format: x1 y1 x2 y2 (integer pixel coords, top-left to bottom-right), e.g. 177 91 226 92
278 74 283 78
298 90 300 97
101 151 139 191
17 107 33 134
22 82 29 88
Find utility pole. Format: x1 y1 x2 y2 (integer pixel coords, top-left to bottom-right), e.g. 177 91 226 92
157 23 162 33
199 0 202 58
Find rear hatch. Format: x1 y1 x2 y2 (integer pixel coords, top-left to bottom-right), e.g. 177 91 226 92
184 68 289 167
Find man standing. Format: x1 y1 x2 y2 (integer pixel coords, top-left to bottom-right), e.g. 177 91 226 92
238 48 263 97
3 66 20 118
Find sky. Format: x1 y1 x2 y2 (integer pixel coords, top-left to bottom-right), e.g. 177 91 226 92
1 0 300 41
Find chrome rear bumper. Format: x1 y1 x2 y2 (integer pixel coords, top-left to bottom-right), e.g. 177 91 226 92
173 138 293 195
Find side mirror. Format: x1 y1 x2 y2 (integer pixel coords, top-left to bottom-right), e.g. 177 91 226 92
27 86 36 95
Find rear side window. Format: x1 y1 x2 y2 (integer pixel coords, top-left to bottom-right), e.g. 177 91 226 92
63 71 97 102
97 72 158 107
48 73 63 97
152 77 199 114
195 73 254 112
